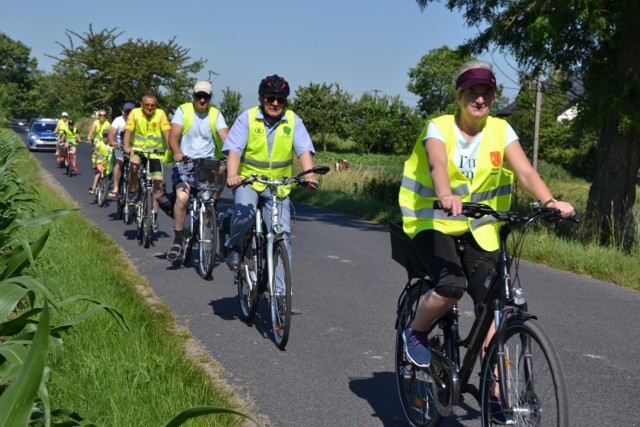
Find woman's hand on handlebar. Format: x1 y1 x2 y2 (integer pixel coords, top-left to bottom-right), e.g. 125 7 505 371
546 200 575 219
226 174 244 188
438 194 463 217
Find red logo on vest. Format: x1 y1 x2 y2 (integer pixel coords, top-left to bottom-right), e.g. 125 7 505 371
490 151 502 167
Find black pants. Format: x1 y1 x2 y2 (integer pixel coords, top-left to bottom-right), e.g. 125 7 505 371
413 229 498 304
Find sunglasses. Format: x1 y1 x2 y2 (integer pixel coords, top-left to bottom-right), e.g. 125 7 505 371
194 92 212 100
264 95 286 104
143 103 156 108
98 114 107 117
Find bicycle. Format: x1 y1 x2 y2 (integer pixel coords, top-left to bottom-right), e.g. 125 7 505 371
235 166 329 349
132 150 162 248
178 157 226 279
391 201 574 426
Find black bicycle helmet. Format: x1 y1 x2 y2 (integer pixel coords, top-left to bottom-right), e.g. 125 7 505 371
258 74 290 97
68 120 75 126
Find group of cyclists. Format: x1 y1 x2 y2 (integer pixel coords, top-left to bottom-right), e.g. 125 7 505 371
49 63 577 424
53 75 319 268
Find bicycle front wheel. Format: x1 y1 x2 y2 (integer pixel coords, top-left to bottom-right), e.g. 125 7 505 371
197 203 217 279
97 174 108 207
480 318 569 426
141 187 153 248
270 239 291 350
237 233 259 321
395 282 442 427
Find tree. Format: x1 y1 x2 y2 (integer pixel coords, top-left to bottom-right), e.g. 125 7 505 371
218 86 242 126
415 0 640 248
47 25 204 118
407 46 473 116
0 33 39 120
291 82 352 152
348 93 422 154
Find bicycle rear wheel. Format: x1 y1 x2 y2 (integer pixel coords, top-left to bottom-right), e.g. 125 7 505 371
117 172 128 221
395 281 442 427
181 210 193 267
480 318 569 426
197 203 217 279
237 233 259 321
270 239 291 350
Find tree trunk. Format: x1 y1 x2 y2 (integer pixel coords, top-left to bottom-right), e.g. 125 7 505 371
585 124 640 248
585 3 640 249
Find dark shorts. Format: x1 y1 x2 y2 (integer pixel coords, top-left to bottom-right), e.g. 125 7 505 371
413 229 498 304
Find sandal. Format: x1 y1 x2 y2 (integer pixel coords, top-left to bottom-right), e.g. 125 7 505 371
108 191 118 198
166 243 183 262
89 188 96 195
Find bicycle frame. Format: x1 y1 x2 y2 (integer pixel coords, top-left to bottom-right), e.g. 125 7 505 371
236 166 330 348
263 189 286 299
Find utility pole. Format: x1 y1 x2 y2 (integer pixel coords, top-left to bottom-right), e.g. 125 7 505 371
208 70 219 83
532 71 543 171
370 89 383 100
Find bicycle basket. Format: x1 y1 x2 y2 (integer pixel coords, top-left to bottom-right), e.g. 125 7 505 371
389 220 424 275
193 158 225 192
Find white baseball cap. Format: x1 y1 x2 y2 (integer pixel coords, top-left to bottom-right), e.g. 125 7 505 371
193 81 212 95
61 112 69 117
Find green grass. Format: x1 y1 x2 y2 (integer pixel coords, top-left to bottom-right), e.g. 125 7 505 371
10 133 249 425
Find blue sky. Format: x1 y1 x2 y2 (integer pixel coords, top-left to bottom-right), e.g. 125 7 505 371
1 0 520 109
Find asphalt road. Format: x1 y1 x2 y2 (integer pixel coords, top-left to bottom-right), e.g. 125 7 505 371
11 120 640 426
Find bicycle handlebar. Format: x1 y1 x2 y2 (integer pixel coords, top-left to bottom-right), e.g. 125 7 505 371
237 166 330 189
432 200 578 224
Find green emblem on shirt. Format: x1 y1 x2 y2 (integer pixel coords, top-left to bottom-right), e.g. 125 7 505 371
283 126 291 135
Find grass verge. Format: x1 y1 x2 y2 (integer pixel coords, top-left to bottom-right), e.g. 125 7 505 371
8 129 250 426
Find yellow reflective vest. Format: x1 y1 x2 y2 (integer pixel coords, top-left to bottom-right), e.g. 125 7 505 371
128 108 169 160
91 119 111 143
239 106 294 198
399 115 513 251
163 103 224 163
63 127 80 146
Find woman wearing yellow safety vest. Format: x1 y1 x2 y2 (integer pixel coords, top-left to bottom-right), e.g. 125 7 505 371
222 75 318 272
398 60 575 421
87 109 111 184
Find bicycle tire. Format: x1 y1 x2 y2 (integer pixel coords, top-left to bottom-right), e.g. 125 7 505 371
270 239 291 350
480 318 569 427
182 210 193 267
97 174 108 207
237 233 259 321
197 203 217 279
141 187 153 248
117 172 127 220
66 152 72 176
395 281 443 427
